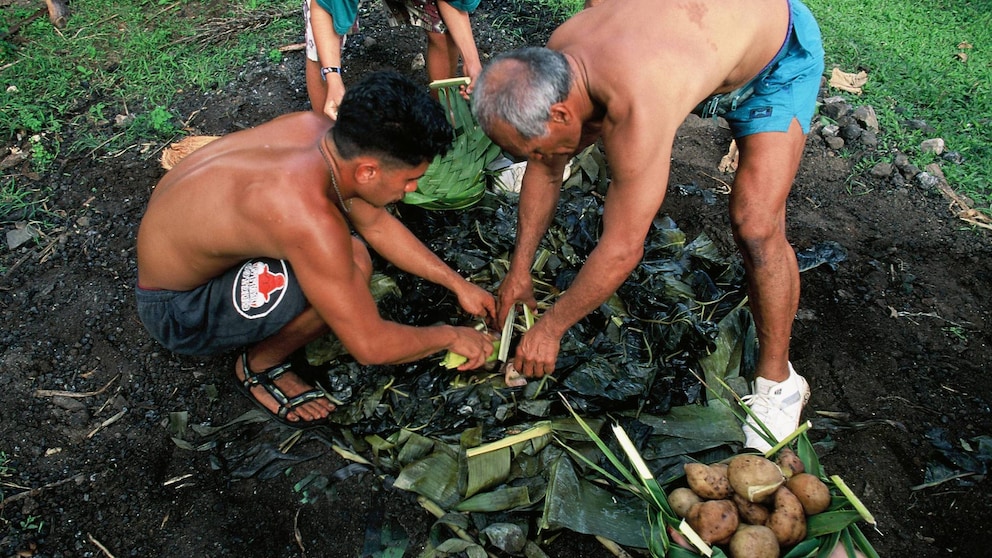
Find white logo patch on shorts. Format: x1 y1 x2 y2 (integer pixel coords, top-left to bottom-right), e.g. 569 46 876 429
232 260 289 319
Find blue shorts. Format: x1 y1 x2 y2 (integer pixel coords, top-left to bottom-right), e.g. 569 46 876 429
695 0 825 137
135 258 309 356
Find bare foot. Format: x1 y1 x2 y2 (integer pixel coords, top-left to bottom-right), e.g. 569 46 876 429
234 355 335 423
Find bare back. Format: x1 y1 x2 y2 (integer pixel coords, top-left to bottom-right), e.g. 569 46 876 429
552 0 791 140
136 111 345 291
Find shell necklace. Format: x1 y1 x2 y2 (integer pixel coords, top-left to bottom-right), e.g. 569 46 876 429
318 138 350 214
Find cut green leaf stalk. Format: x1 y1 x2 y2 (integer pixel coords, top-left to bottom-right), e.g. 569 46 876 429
830 475 877 526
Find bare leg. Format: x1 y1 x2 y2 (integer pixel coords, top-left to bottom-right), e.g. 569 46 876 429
425 30 459 82
730 119 807 383
234 237 373 422
235 308 334 422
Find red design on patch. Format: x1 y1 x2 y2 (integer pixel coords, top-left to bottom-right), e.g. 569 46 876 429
240 261 287 311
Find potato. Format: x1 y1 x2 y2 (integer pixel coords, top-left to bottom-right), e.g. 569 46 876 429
668 487 703 518
684 462 733 500
775 448 805 479
685 499 739 545
786 473 832 515
727 454 785 503
729 524 780 558
766 486 807 547
733 492 771 525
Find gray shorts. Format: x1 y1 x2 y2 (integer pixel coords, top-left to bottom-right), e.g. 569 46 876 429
136 258 309 356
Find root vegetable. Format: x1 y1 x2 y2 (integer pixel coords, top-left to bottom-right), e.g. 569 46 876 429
786 473 832 515
767 486 807 547
686 499 739 545
727 454 785 503
775 448 805 479
729 524 780 558
684 462 733 499
668 487 703 518
733 492 771 525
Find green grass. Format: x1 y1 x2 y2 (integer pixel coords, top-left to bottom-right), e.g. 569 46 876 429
805 0 991 209
1 0 300 142
0 0 300 230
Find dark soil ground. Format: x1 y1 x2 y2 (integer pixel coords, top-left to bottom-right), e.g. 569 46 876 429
2 2 992 557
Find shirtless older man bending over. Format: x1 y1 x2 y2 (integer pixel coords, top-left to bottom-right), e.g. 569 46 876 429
472 0 824 451
136 71 495 427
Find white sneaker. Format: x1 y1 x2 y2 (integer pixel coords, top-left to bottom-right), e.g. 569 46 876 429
742 363 811 452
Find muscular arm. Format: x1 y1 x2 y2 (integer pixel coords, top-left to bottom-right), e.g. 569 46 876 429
349 201 496 321
497 155 568 324
281 203 492 368
512 106 678 377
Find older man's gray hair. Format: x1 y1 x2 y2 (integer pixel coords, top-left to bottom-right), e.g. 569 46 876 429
472 47 572 140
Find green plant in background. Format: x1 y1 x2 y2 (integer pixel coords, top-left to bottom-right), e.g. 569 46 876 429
18 515 45 533
28 134 58 172
1 0 301 236
805 0 992 212
1 0 300 143
139 106 180 137
0 179 52 223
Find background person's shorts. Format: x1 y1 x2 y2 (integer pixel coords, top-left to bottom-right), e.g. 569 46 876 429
722 0 825 137
136 258 309 356
381 0 480 33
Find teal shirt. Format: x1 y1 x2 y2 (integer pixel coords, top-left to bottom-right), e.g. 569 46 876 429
445 0 481 12
314 0 359 35
314 0 480 35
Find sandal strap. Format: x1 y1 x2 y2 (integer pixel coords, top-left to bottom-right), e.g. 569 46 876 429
239 351 329 420
240 350 293 389
275 388 330 419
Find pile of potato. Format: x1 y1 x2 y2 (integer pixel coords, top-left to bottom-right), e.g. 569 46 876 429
668 449 831 558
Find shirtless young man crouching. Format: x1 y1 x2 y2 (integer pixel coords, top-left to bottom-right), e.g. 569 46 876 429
472 0 824 451
136 71 496 426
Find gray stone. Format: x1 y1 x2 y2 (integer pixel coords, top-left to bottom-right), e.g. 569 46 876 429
821 124 840 137
920 138 945 155
900 164 922 180
893 152 911 169
840 124 862 142
820 97 851 120
870 162 893 179
837 115 858 128
902 118 936 134
860 129 878 148
941 151 964 164
915 172 940 189
825 136 845 150
6 223 38 250
852 105 880 133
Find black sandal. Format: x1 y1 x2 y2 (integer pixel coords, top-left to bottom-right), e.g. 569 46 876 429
235 351 331 428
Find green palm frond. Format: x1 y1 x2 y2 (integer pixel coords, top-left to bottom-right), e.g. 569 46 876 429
403 78 502 211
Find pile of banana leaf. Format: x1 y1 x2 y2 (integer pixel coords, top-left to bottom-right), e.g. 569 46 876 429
171 146 859 556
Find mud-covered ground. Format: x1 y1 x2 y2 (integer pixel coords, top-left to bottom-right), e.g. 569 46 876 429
2 2 991 557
